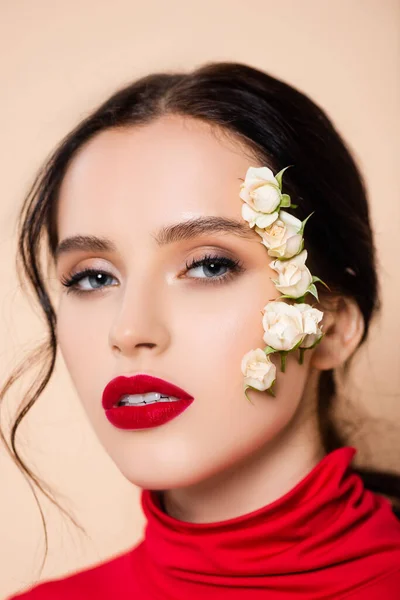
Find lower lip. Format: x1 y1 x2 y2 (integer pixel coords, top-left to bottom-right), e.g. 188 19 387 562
104 398 194 430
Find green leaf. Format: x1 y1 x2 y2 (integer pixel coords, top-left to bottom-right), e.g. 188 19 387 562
263 345 277 355
280 193 291 208
266 381 276 397
307 283 319 301
274 166 292 189
290 204 298 209
277 291 308 300
275 292 296 300
299 211 315 235
311 276 331 291
292 294 306 303
272 255 291 262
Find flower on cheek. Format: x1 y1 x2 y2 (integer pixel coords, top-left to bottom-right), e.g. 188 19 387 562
255 210 304 259
241 348 277 402
296 304 324 349
238 164 329 393
262 301 306 352
270 250 313 299
261 301 324 371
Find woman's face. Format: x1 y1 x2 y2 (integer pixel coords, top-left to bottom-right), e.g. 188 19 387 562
55 115 317 491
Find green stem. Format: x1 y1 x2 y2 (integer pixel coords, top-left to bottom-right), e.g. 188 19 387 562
280 352 287 372
299 348 305 365
244 387 255 405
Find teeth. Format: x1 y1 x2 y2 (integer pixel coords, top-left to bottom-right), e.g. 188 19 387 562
117 392 180 406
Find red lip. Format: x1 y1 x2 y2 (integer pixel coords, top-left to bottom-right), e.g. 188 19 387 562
102 374 194 409
101 374 195 430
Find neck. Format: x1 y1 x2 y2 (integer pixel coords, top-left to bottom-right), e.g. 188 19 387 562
161 400 326 524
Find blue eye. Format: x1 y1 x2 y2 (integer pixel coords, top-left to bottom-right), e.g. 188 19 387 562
184 254 243 283
60 254 243 296
60 269 118 295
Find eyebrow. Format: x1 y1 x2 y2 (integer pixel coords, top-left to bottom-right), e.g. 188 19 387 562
54 216 254 263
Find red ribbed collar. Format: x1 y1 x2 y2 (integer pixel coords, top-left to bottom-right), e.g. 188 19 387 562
139 447 400 598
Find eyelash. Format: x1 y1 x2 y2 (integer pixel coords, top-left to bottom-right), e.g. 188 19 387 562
60 253 244 296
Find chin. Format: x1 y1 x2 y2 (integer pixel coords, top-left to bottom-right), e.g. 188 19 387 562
116 458 223 492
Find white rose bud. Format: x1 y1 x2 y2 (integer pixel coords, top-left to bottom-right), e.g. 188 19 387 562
241 348 277 391
255 210 303 259
270 250 313 298
262 301 306 351
296 304 324 348
241 203 280 229
239 166 282 214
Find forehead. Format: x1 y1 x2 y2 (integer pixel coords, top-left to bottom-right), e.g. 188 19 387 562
56 115 256 238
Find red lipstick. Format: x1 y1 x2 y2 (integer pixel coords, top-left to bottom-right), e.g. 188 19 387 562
101 374 194 430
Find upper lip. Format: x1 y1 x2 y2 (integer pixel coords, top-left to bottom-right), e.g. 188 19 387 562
102 374 194 409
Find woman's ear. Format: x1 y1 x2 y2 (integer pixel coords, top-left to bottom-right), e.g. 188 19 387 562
310 297 365 370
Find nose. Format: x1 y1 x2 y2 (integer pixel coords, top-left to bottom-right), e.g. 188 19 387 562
108 276 171 358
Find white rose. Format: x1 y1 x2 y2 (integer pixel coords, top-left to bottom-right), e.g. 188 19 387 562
255 210 303 259
270 250 313 298
262 301 306 351
296 304 324 348
241 348 277 391
239 166 282 214
241 203 279 229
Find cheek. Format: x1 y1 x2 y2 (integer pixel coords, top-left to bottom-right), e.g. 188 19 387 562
169 278 275 434
179 278 271 374
56 299 110 407
193 300 264 378
174 274 307 416
54 280 310 490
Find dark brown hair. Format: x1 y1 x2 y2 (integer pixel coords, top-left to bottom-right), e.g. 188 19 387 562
1 61 399 578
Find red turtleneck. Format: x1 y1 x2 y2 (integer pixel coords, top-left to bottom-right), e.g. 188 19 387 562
7 447 400 599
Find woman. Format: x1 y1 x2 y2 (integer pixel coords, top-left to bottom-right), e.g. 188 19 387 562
3 62 400 599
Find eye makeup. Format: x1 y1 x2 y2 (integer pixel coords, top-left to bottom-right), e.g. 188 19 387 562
60 252 244 296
